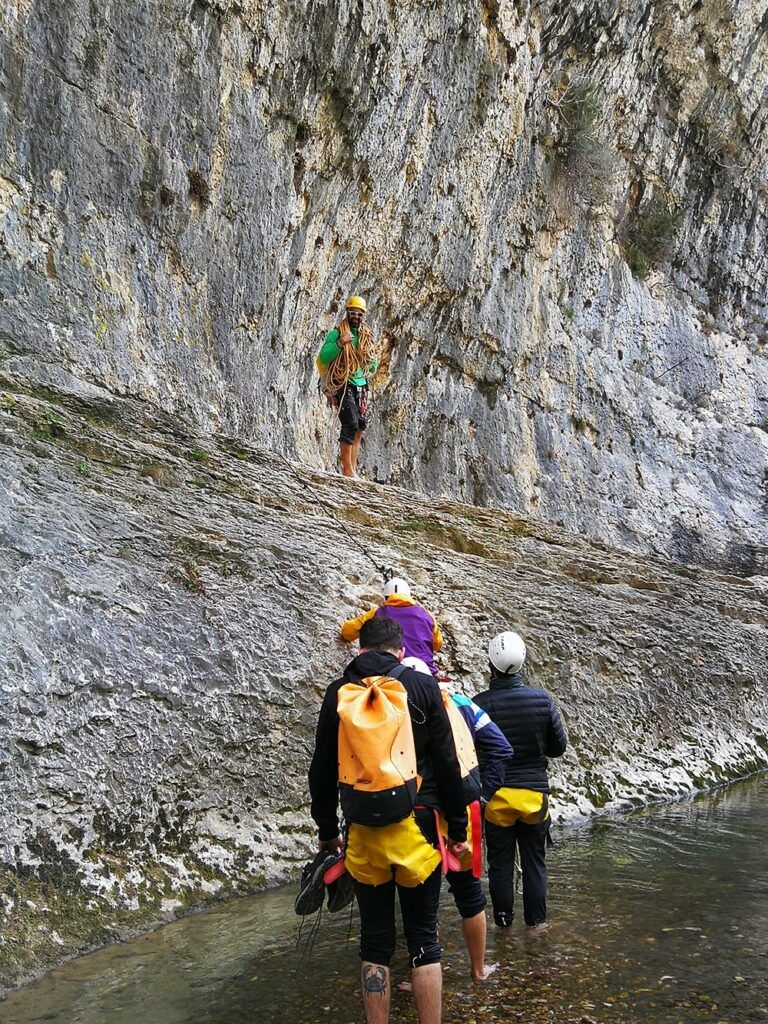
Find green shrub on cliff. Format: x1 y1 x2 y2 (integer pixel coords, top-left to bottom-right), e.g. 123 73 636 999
550 76 613 197
621 200 682 279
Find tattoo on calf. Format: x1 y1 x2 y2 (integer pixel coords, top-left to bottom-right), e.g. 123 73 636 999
362 965 388 996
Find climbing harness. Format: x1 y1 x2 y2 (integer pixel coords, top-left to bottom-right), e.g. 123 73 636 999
276 451 392 581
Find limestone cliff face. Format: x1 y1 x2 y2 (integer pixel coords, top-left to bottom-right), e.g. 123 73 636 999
1 0 768 994
1 379 767 988
1 0 767 570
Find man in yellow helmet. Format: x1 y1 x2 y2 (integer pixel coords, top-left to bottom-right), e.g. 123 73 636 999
316 296 378 478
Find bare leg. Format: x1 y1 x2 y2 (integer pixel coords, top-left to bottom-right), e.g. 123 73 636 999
351 429 364 475
361 962 390 1024
339 442 355 478
411 962 442 1024
461 911 499 982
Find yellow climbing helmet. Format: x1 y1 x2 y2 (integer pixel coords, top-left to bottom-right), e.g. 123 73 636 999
346 295 367 312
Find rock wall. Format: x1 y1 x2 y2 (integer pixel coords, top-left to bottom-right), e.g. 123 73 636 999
2 0 768 995
1 377 767 989
1 0 767 569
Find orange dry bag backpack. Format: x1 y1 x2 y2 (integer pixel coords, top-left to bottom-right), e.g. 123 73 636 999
441 691 483 805
337 664 419 827
441 690 484 878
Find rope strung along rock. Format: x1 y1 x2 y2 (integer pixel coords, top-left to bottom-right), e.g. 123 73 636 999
276 451 391 580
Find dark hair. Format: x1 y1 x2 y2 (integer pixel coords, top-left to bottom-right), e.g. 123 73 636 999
359 617 404 652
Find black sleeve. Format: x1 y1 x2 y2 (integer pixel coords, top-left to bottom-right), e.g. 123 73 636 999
545 697 568 757
424 687 468 843
308 683 341 841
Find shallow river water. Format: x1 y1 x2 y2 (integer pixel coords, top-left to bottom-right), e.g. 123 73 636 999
3 775 768 1024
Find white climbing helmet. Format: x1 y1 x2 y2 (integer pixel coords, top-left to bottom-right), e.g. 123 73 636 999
488 631 527 674
402 656 431 675
383 576 411 598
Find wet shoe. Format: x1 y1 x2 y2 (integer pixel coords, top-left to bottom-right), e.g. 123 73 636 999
326 866 354 913
294 851 338 916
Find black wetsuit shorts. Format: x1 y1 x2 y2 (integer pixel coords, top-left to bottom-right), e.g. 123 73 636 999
336 384 368 445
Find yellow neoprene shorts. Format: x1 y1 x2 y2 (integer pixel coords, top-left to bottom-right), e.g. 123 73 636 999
345 814 441 887
484 788 549 827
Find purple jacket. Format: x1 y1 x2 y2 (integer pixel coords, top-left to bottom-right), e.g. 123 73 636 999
375 603 439 675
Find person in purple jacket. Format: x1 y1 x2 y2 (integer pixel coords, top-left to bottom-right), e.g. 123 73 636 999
340 578 443 675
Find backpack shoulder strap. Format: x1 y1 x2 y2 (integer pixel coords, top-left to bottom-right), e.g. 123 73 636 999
386 662 409 681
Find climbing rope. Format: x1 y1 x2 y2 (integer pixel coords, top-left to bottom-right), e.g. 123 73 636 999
276 451 391 581
318 318 379 397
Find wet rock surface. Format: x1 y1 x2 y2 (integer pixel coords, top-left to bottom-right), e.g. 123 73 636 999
1 375 767 990
4 776 768 1024
1 0 767 567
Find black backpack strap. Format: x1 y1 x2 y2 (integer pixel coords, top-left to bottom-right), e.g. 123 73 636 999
386 661 408 681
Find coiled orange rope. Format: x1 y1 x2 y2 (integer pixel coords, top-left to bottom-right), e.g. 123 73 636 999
320 318 379 395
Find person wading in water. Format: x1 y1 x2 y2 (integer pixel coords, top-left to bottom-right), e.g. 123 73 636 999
474 631 568 935
316 295 379 478
309 618 468 1024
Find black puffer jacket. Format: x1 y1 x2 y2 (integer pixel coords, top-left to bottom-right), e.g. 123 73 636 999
473 674 567 793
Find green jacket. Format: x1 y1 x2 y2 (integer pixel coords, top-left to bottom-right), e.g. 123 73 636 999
316 328 378 387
